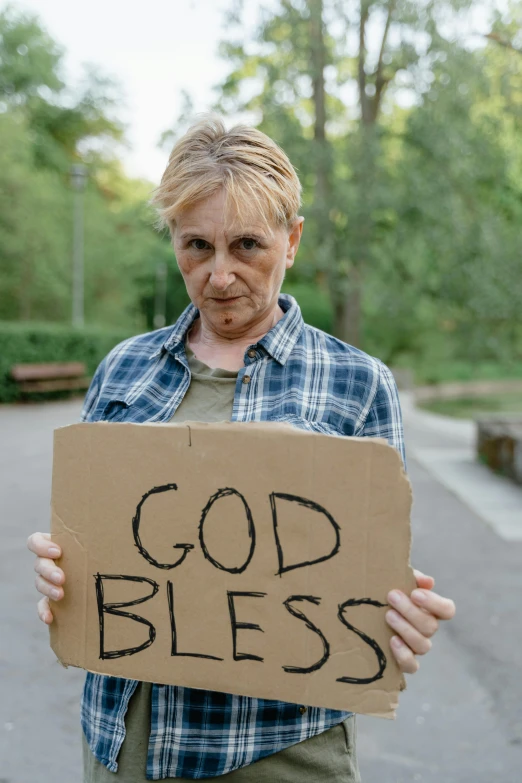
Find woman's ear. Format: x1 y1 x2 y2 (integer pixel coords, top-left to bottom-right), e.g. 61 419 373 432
286 217 304 268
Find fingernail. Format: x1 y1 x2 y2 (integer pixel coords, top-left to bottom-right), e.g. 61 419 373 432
388 590 402 607
391 635 403 648
51 571 62 584
412 589 426 603
48 547 60 557
386 609 399 624
50 588 60 600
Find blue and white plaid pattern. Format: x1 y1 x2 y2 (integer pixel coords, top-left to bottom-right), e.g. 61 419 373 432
80 294 406 779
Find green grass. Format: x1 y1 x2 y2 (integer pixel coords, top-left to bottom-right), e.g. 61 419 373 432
420 392 522 419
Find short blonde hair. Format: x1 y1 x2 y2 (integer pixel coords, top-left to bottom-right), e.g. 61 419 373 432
150 113 302 233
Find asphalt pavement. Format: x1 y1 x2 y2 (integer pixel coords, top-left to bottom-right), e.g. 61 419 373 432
1 398 521 783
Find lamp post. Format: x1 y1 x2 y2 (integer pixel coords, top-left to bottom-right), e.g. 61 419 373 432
153 262 168 329
70 163 87 327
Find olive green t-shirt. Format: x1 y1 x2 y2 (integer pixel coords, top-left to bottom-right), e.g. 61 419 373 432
169 343 238 423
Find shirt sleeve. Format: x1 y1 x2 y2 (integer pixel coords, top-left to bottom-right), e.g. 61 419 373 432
355 360 407 472
80 357 108 423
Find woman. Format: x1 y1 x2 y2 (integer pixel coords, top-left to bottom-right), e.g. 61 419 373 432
28 115 455 782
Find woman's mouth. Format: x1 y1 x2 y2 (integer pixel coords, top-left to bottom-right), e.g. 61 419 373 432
211 296 242 304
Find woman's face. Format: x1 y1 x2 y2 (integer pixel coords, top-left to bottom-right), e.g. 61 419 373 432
171 189 303 337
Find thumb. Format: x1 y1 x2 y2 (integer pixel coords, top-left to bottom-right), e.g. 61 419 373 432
414 569 435 590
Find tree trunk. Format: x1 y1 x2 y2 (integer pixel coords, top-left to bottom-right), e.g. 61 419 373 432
307 0 392 346
309 0 328 207
334 266 362 347
308 0 336 309
333 0 392 347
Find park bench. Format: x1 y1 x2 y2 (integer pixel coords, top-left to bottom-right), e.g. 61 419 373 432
476 414 522 485
10 362 91 395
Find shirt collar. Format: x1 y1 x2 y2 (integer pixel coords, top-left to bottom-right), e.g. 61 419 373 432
149 293 304 366
258 294 304 365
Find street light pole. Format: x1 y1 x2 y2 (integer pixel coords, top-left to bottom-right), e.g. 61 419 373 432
153 262 168 329
70 163 87 327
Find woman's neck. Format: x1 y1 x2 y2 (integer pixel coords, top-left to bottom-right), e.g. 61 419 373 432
187 305 284 371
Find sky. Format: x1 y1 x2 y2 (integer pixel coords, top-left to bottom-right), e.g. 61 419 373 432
3 0 498 185
4 0 247 183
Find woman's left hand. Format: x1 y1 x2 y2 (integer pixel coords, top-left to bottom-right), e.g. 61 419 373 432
386 569 456 674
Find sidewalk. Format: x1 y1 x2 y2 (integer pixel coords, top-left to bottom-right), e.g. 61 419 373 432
400 392 522 542
2 397 522 782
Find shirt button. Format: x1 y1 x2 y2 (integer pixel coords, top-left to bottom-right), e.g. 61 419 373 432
242 375 251 385
299 706 307 715
247 349 256 359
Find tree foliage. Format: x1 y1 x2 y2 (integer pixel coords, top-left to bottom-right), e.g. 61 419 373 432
0 6 169 330
209 0 522 369
0 2 521 381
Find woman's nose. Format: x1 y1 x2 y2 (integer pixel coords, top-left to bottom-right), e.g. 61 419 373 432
209 254 235 290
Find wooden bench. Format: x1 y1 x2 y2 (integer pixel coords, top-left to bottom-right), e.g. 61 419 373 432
10 362 92 394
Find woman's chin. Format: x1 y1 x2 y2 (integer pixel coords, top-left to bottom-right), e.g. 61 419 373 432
202 307 246 331
200 300 253 329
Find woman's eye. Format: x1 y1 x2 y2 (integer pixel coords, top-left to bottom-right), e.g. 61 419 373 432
188 238 259 252
191 239 209 251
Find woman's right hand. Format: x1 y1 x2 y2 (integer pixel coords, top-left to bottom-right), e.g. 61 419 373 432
27 532 65 624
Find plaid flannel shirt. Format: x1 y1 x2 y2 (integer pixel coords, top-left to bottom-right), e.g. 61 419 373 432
80 293 406 779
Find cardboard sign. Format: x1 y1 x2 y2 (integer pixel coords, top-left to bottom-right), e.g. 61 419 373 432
49 421 414 718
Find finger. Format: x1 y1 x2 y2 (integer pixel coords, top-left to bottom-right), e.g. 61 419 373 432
37 596 54 625
27 532 61 559
390 636 419 674
411 589 456 620
34 558 65 586
413 569 435 590
386 610 433 655
388 590 439 637
35 574 64 602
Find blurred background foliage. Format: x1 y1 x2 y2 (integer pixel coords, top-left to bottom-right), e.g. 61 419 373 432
0 0 521 392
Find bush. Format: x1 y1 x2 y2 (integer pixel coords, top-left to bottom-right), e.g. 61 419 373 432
282 282 333 334
0 322 135 403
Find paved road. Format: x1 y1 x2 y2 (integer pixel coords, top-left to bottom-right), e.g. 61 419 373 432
1 400 521 783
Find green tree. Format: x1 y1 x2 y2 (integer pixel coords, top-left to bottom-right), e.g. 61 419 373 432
212 0 510 350
0 5 124 173
0 3 63 99
0 7 168 330
378 28 522 368
0 110 69 320
207 0 522 373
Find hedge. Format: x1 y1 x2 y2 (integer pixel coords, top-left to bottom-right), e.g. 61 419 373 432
0 322 133 403
0 288 335 403
282 282 333 335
